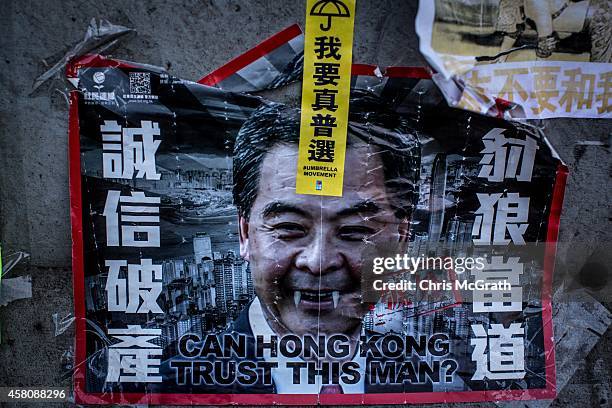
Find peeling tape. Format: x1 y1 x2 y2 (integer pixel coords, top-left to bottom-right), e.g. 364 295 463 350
0 275 33 307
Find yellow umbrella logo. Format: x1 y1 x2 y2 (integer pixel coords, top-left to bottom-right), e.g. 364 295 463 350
309 0 351 31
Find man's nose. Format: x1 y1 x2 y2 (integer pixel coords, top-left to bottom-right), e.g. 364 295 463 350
294 233 343 275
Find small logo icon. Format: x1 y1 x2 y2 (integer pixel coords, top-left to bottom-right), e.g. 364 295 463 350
93 72 105 91
310 0 351 31
315 180 323 190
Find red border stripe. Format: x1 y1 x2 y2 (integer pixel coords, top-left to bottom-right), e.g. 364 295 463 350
351 64 432 79
66 54 139 79
540 163 569 398
351 64 378 76
198 24 303 86
68 90 89 403
385 66 432 79
74 387 557 405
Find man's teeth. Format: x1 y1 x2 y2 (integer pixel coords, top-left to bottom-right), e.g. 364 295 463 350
332 290 340 308
292 290 341 309
294 290 301 307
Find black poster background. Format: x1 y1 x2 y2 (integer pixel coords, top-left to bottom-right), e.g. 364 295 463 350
69 57 565 404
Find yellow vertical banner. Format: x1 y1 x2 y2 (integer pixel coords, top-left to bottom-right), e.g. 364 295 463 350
296 0 356 196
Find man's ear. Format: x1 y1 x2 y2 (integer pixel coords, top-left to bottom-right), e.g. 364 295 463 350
238 216 250 261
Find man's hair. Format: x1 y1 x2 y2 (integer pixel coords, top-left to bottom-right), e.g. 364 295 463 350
233 91 421 220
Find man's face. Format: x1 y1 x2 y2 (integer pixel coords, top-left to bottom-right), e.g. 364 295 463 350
239 142 409 336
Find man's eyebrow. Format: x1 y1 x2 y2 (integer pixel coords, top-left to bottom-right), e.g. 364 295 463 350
335 200 381 218
262 201 308 218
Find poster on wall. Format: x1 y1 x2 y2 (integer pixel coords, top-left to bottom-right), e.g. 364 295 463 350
67 24 566 405
416 0 612 119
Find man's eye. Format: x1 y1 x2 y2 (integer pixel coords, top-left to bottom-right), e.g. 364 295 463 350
338 226 376 241
274 223 307 239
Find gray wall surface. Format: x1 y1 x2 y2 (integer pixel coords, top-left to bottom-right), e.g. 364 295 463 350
0 1 610 407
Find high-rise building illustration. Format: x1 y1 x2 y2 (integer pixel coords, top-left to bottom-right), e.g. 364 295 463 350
193 232 213 265
213 252 235 313
449 307 466 339
209 249 254 320
77 228 256 354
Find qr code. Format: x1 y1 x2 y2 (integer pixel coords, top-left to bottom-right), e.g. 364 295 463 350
129 72 151 94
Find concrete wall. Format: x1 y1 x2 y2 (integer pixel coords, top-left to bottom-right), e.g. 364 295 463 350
0 1 610 406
